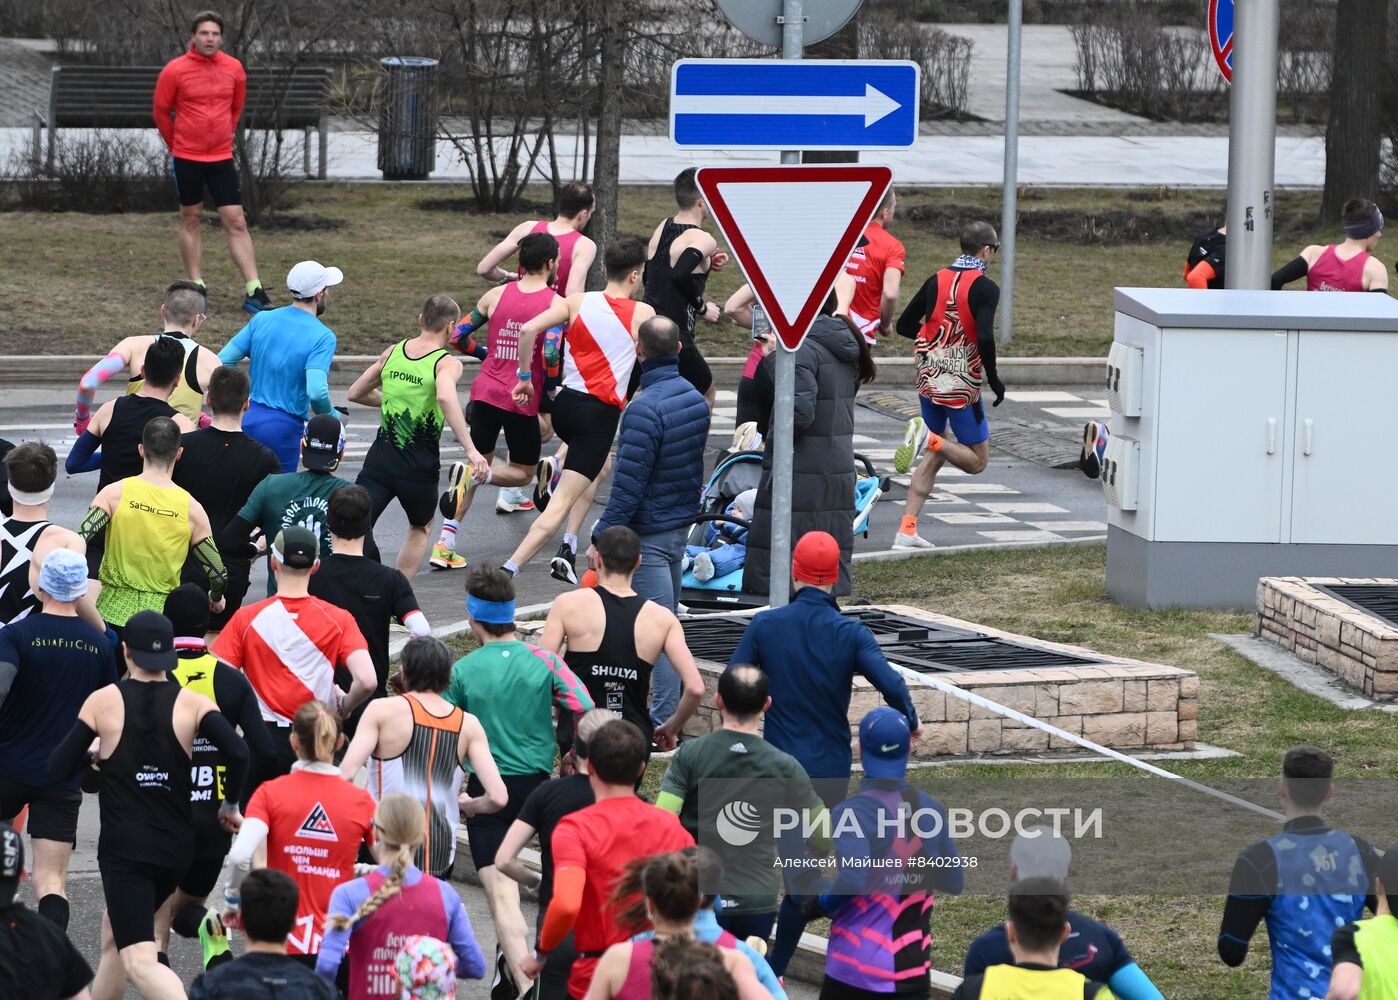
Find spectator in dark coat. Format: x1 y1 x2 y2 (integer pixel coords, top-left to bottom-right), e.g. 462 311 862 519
593 316 710 728
745 301 873 597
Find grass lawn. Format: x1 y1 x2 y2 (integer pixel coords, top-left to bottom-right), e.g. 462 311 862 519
1 183 1357 357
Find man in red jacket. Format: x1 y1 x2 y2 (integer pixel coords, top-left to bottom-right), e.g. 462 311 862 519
154 10 270 315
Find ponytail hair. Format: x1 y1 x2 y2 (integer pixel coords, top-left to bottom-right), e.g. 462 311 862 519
292 700 341 764
610 850 701 938
325 794 425 931
651 937 738 1000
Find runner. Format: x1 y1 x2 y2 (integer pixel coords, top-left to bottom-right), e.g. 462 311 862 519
338 635 508 879
643 168 729 408
153 10 270 313
173 365 281 628
348 294 489 577
316 793 487 993
518 720 694 1000
843 188 906 344
218 260 344 471
891 221 1007 550
494 236 654 583
222 701 376 965
211 525 377 790
74 280 220 433
0 550 118 932
445 566 594 993
49 610 248 1000
0 442 99 630
428 234 561 570
540 525 704 755
0 822 95 1000
477 180 598 296
66 336 197 492
156 583 277 967
1185 224 1227 289
77 416 228 630
1272 199 1388 292
1328 847 1398 1000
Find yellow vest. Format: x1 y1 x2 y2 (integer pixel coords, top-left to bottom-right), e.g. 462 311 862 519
979 965 1115 1000
96 477 191 626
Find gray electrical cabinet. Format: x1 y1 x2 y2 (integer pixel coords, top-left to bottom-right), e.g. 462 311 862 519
1105 288 1398 609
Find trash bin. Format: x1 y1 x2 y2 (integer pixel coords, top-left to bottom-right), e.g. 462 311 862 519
378 56 439 180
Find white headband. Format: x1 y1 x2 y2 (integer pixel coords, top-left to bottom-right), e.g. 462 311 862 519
7 483 54 506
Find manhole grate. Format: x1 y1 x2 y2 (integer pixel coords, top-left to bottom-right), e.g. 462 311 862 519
1316 584 1398 631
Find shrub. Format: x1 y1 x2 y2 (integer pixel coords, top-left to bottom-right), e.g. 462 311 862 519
858 11 975 119
4 131 172 213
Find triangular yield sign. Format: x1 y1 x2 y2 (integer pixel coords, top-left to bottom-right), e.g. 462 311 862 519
696 165 893 351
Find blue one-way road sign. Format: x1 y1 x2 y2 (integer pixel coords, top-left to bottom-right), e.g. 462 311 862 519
670 59 921 151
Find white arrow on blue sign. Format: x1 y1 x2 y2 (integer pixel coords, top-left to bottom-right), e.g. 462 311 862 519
669 59 921 151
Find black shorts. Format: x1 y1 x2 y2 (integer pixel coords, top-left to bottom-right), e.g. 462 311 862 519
677 338 713 395
172 157 242 208
551 388 622 482
467 401 541 468
0 778 82 844
358 465 439 528
464 772 549 872
99 857 183 950
241 720 296 809
179 854 227 900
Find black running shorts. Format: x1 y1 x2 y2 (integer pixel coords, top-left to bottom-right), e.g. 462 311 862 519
172 157 242 208
358 465 439 528
0 779 82 845
551 388 621 482
99 857 183 950
178 853 228 900
465 772 549 873
467 400 542 468
676 339 713 395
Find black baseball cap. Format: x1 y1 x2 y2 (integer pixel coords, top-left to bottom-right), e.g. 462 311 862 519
301 413 345 471
0 822 21 906
123 610 177 671
164 583 211 636
273 526 320 570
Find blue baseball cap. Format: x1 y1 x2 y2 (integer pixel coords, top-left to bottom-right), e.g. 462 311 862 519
859 707 911 780
38 548 89 603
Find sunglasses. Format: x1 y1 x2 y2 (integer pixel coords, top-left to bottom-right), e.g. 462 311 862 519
988 243 1001 253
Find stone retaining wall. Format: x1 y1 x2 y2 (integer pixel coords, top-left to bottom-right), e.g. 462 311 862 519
1256 577 1398 699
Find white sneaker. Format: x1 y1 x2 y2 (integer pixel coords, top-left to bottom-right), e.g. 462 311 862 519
892 531 934 550
495 486 536 514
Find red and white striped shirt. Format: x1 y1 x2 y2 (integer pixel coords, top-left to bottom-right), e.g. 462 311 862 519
561 292 640 409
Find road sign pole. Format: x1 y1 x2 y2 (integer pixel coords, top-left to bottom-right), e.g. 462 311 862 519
769 0 804 609
1224 0 1280 289
999 0 1021 345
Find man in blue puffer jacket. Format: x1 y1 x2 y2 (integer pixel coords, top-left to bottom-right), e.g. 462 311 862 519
592 316 710 729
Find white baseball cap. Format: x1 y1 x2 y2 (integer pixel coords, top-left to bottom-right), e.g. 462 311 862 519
286 260 344 299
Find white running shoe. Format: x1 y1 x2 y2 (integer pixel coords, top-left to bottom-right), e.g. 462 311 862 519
892 531 934 550
495 486 536 514
893 417 930 474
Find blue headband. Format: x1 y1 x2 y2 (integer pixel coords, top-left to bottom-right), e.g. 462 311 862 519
1345 207 1384 239
467 594 515 624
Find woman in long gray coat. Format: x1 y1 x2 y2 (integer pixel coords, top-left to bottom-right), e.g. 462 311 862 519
743 302 875 596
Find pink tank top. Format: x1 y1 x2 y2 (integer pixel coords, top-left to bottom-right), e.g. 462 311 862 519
344 870 447 1000
1307 245 1370 292
472 281 554 416
617 938 656 1000
521 220 584 294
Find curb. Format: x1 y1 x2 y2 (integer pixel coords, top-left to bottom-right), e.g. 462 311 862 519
0 354 1106 389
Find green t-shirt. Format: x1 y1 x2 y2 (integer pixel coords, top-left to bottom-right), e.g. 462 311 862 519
363 340 449 481
236 469 354 594
445 640 593 777
659 728 824 913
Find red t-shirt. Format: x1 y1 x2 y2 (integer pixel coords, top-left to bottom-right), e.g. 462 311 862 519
844 222 907 331
212 594 368 723
246 768 377 956
551 796 695 999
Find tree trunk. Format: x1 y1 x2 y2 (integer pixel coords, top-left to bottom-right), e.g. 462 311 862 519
1320 0 1389 220
587 0 623 289
803 16 860 164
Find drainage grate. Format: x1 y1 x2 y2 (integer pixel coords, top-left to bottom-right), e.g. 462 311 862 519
681 608 1096 673
1316 584 1398 630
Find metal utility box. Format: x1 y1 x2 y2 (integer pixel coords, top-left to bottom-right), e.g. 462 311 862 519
1106 288 1398 609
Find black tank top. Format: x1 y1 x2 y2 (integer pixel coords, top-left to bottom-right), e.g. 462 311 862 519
99 395 178 490
564 587 655 739
643 218 704 344
98 678 194 869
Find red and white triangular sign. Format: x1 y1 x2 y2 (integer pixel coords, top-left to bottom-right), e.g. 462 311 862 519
696 165 893 351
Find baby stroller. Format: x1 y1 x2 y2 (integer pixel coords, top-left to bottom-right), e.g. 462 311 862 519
679 451 891 611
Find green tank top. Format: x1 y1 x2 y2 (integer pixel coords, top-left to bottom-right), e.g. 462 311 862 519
1354 915 1398 999
364 339 448 480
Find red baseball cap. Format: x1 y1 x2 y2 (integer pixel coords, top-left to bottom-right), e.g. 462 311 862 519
792 531 840 586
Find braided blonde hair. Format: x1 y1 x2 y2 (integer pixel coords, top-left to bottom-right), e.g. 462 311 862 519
326 793 424 930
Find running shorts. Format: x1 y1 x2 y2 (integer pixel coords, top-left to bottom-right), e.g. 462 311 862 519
676 339 713 395
467 401 542 468
172 157 242 208
99 857 183 950
357 464 438 528
551 388 621 482
178 853 228 900
242 402 305 473
0 779 82 845
919 396 990 447
464 772 549 873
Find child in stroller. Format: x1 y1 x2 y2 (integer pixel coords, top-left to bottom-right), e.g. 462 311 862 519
683 488 755 582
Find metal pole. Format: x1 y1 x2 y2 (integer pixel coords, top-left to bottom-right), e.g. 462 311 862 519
1224 0 1280 289
999 0 1021 344
768 0 804 608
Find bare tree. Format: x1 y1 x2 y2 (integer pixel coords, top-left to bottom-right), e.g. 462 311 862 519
1320 0 1390 219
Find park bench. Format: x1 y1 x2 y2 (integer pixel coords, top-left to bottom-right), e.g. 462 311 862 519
33 64 333 179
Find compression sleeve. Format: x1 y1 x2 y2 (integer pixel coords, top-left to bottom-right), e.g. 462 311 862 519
1107 963 1165 1000
222 817 270 901
306 368 332 415
75 353 125 433
78 506 110 543
655 790 685 814
197 710 248 806
1271 255 1309 289
48 720 97 784
672 247 709 309
65 432 103 475
538 867 585 952
192 535 228 601
1185 260 1216 290
403 610 431 637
